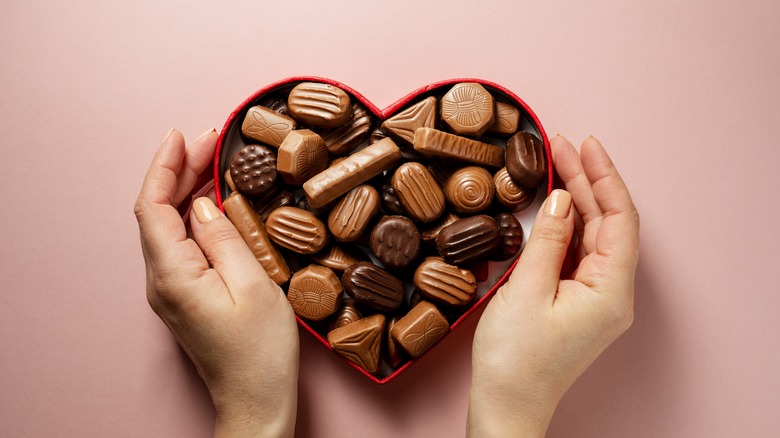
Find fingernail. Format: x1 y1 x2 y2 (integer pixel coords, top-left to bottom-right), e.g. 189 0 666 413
196 128 217 142
193 197 221 223
162 127 175 143
544 189 571 218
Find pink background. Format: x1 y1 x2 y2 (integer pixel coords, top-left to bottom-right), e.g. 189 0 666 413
1 1 778 436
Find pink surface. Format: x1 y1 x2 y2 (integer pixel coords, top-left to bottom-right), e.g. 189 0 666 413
1 1 778 437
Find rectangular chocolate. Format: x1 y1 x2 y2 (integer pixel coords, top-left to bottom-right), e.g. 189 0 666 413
303 138 402 208
413 127 505 167
241 105 297 148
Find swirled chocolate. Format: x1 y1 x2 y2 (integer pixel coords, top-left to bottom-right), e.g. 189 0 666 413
444 166 495 214
493 167 535 211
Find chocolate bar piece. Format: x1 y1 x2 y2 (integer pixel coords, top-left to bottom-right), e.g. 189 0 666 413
288 82 352 128
229 145 279 197
287 265 343 321
391 162 445 223
444 166 495 214
320 102 372 156
369 216 421 270
342 262 404 312
327 314 385 374
390 301 449 358
506 131 546 188
493 167 535 211
265 206 329 254
328 185 380 242
413 257 477 306
241 105 297 148
303 138 402 208
277 129 329 185
441 83 495 137
222 192 291 285
436 215 501 265
413 127 504 168
381 96 437 146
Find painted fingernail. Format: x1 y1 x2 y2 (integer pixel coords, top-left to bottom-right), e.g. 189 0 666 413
544 189 571 218
162 127 175 143
193 197 221 223
196 128 217 142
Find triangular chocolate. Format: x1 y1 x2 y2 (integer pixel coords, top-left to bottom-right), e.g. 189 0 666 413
381 96 437 145
327 314 385 374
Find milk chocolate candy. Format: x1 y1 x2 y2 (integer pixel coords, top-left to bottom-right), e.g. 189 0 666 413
328 314 385 374
444 166 495 214
222 192 291 285
494 167 535 211
391 162 445 223
381 96 437 146
342 262 404 312
328 185 380 242
241 105 297 148
303 138 402 208
486 101 520 136
229 145 279 197
329 298 362 331
370 216 421 270
426 160 461 187
276 129 329 186
266 206 329 254
436 215 501 265
414 127 504 168
491 212 524 261
441 83 495 137
506 131 547 188
312 244 366 273
320 102 372 156
384 314 406 369
420 212 459 244
223 169 237 193
390 301 449 358
288 82 352 128
414 257 477 306
379 181 405 215
255 190 295 222
287 265 343 321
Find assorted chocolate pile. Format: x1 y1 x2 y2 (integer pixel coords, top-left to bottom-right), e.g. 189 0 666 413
220 81 546 376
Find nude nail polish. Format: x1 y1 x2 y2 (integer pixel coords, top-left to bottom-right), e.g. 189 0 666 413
162 127 175 143
196 128 217 142
544 190 571 218
193 197 221 223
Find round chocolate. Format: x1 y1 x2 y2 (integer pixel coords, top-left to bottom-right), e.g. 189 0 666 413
229 144 279 197
491 212 524 261
370 216 421 270
494 167 534 211
444 166 495 214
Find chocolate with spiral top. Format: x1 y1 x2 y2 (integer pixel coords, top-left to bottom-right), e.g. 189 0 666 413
494 167 535 211
444 166 495 214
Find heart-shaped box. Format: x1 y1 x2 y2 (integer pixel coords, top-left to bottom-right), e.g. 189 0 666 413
214 76 552 384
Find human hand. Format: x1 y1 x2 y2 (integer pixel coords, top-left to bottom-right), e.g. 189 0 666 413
467 135 640 437
134 129 299 438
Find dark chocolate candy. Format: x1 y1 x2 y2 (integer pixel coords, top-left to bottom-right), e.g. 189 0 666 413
370 216 421 270
229 145 279 197
320 102 371 156
255 190 294 222
342 262 404 312
506 131 546 188
436 215 501 265
379 181 405 215
490 212 524 261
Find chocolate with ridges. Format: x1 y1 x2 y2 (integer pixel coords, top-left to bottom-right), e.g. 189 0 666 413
370 216 421 270
241 105 297 148
491 212 524 261
229 145 279 197
328 185 380 242
255 190 294 222
420 212 460 244
391 162 445 223
320 102 372 156
441 83 495 137
288 82 352 128
287 265 343 321
414 127 504 168
381 96 436 146
312 244 366 273
506 131 546 188
342 262 404 312
266 206 329 254
414 257 477 306
436 215 501 265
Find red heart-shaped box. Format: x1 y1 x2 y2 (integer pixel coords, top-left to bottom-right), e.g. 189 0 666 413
214 76 552 384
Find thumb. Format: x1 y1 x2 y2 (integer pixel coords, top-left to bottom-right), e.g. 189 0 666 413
506 189 574 304
189 197 276 303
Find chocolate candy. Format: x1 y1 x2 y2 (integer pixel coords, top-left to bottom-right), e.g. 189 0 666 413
491 212 524 261
287 265 343 321
441 82 495 137
391 162 445 223
329 298 362 331
320 102 371 156
444 166 495 214
312 244 366 273
414 257 477 306
436 215 501 265
369 126 389 144
328 185 380 242
288 82 352 128
379 181 405 215
261 96 290 116
255 190 295 222
414 127 504 168
381 96 437 146
384 314 405 369
342 262 404 311
486 102 520 136
427 160 461 187
222 192 291 285
494 167 535 211
390 301 449 358
370 216 421 270
303 138 402 208
265 206 329 254
229 145 279 197
223 169 237 193
277 129 329 185
327 314 385 374
241 105 297 148
506 131 547 188
420 212 460 244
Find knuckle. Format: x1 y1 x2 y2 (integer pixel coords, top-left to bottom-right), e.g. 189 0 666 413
204 223 243 246
534 221 570 246
133 197 149 221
